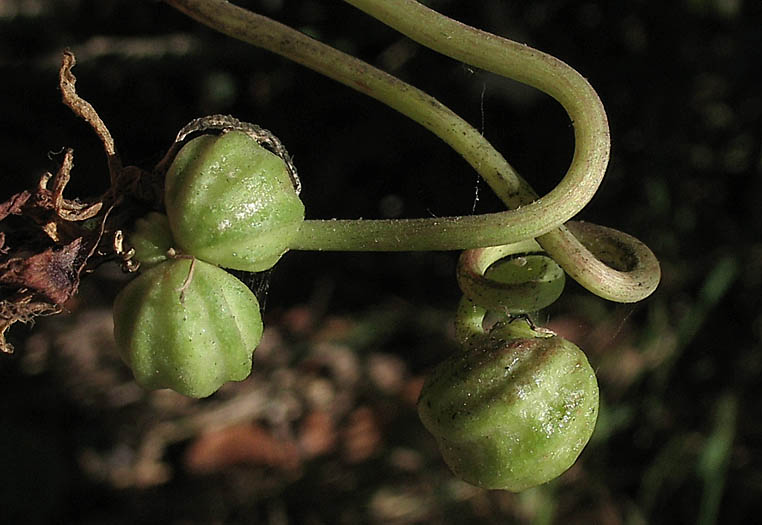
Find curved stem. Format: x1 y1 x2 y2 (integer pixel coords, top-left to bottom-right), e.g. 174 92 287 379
164 0 598 246
457 240 565 314
290 214 542 251
163 0 660 302
543 221 661 303
344 0 608 210
341 0 658 302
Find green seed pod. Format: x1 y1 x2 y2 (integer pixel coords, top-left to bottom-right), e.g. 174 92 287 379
128 212 173 268
113 258 263 398
164 130 305 272
418 327 599 492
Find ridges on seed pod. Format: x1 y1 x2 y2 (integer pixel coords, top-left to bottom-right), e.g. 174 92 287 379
417 325 599 492
113 257 264 398
164 130 305 272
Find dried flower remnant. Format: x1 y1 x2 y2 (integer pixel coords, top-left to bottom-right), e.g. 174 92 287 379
0 51 154 353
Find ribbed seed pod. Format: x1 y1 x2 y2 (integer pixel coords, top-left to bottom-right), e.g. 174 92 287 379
128 212 173 268
164 130 305 272
113 257 263 398
418 330 598 491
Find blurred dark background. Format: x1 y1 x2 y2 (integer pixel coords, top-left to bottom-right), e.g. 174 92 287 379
1 0 761 523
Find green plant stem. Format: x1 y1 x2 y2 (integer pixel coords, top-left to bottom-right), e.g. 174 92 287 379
454 296 491 350
543 221 661 302
292 214 545 252
454 295 549 350
344 0 608 207
341 0 659 302
166 0 535 206
163 0 660 302
457 239 566 314
162 0 591 245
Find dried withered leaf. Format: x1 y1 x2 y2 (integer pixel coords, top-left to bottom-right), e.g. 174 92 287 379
0 237 91 304
59 50 116 158
0 51 146 354
34 149 103 224
0 299 60 354
44 148 103 221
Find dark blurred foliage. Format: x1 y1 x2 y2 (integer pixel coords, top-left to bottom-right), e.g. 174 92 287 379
1 0 761 523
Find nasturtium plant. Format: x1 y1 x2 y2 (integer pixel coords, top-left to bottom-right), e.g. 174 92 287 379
164 130 305 272
27 0 659 494
128 211 173 268
113 257 264 398
417 323 599 492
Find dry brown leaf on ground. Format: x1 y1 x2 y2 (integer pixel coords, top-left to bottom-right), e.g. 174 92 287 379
184 423 302 474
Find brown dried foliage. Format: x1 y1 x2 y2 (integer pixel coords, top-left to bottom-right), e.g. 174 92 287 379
0 51 158 353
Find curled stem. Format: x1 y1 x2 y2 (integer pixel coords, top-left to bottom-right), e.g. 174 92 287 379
542 221 662 303
457 239 565 314
162 1 593 239
342 0 658 302
163 0 660 302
